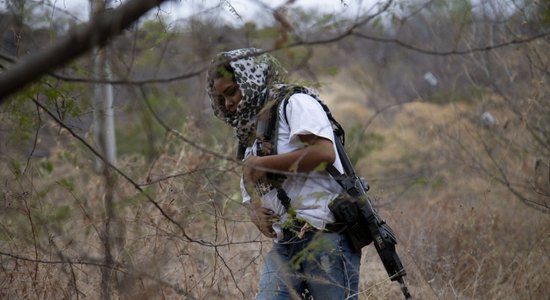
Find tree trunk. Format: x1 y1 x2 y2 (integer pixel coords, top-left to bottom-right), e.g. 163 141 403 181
93 46 117 173
91 1 121 299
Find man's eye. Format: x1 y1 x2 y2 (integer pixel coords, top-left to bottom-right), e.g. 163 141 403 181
226 87 237 96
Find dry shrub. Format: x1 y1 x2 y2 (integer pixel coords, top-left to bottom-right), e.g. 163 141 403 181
356 99 550 300
0 120 265 299
388 183 550 300
2 94 549 299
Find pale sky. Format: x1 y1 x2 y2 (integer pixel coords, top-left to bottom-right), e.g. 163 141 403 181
59 0 378 26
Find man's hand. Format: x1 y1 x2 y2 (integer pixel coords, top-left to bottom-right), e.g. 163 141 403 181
248 206 277 238
243 155 265 183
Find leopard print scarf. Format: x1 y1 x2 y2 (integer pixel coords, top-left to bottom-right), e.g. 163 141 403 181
206 48 319 151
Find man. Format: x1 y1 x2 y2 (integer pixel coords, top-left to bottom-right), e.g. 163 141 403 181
206 48 361 299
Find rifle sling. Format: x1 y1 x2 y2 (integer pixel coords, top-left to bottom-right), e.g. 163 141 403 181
256 94 352 212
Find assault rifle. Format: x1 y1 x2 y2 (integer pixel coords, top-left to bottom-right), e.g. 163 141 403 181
328 136 412 300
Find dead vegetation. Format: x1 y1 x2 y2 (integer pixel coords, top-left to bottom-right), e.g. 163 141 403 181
2 91 549 299
1 1 549 299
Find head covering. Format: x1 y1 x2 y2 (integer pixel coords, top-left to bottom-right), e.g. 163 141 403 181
206 48 319 148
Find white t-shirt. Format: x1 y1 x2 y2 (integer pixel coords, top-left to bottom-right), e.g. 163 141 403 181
241 93 344 240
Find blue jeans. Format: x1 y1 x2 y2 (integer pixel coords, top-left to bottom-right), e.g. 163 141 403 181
256 230 361 300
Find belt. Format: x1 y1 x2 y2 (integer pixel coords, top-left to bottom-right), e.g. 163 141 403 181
289 219 347 234
325 222 347 233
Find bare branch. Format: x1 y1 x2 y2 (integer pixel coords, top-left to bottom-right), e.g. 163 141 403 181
0 0 173 101
29 97 216 246
0 249 123 270
353 30 550 56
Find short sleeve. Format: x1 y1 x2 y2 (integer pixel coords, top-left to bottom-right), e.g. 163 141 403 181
285 93 335 146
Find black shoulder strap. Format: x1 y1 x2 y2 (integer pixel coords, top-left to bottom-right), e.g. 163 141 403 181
258 94 357 212
255 98 292 211
282 96 360 190
282 97 346 147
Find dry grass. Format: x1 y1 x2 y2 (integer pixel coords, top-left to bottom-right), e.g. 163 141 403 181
1 94 549 300
353 98 550 300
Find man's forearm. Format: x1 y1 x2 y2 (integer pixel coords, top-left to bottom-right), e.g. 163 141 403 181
255 139 335 173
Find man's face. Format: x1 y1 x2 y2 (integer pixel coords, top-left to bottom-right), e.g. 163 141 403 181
213 76 242 114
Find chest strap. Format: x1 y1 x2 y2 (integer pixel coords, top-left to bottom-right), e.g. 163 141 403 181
254 93 347 213
255 98 292 210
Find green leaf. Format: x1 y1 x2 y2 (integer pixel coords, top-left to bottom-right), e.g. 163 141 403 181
56 178 74 191
51 205 71 222
9 159 22 178
40 160 54 174
43 88 61 100
313 161 328 172
324 67 338 76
